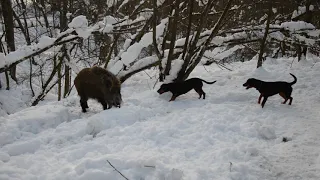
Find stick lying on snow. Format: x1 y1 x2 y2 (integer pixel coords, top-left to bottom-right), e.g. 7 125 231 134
106 160 129 180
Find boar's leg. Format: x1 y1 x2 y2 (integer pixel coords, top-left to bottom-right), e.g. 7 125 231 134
98 98 110 110
106 102 113 109
80 97 89 112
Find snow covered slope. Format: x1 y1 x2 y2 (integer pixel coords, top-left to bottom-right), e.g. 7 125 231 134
0 82 31 116
1 58 320 180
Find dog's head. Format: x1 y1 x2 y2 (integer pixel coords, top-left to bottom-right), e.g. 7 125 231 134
243 78 259 89
157 84 170 94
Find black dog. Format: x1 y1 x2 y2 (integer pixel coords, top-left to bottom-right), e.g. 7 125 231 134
157 78 216 101
243 73 297 108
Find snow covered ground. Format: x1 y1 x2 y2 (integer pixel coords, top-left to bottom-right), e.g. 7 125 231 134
1 57 320 180
0 81 30 116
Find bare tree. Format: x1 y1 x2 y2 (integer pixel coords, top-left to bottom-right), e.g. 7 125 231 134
176 0 234 81
0 0 17 83
163 0 181 76
152 0 164 81
60 0 71 98
257 1 272 68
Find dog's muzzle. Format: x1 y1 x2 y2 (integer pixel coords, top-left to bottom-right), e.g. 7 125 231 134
243 83 251 89
157 90 164 94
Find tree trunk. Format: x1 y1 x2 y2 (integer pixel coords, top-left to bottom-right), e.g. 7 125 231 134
57 56 62 101
257 1 272 68
12 0 36 96
300 0 312 61
152 0 164 81
1 0 17 82
60 0 70 98
280 41 286 56
58 0 67 101
63 60 70 98
163 0 180 76
104 35 119 68
0 40 6 89
182 0 194 60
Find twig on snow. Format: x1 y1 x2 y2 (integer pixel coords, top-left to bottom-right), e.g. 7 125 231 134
202 64 210 73
153 77 159 89
107 160 129 180
290 57 297 68
144 165 156 168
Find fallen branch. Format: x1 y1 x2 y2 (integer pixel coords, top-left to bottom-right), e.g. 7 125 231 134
119 60 160 83
144 165 156 168
106 160 129 180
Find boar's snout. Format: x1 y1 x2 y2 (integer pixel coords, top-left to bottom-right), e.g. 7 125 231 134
113 94 122 108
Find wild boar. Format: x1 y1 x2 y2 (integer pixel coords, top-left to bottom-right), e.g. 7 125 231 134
74 66 122 112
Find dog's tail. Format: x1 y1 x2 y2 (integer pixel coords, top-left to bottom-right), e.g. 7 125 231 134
289 73 297 85
201 79 217 84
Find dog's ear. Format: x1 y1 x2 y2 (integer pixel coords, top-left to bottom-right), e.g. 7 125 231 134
243 79 250 84
246 78 256 83
243 78 254 88
250 78 259 84
161 84 168 88
159 84 164 89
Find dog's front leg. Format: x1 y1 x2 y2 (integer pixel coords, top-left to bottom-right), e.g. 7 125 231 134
169 95 177 101
261 96 268 108
258 94 263 104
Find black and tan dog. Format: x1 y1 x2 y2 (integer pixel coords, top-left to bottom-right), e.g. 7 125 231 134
157 78 216 101
243 73 297 108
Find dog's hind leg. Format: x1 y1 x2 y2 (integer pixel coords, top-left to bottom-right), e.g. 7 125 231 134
196 90 202 99
202 91 206 99
258 94 263 104
288 97 293 105
282 88 293 105
195 88 205 99
261 96 268 108
287 88 293 105
279 92 288 104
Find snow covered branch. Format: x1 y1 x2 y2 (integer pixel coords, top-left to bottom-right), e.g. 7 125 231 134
0 32 80 73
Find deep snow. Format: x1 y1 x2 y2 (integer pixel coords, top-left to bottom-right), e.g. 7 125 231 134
1 57 320 180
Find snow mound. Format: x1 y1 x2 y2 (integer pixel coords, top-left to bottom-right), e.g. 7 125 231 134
0 88 28 116
281 21 315 31
250 66 271 79
0 104 70 146
0 152 10 162
258 126 276 140
4 139 41 156
85 105 157 136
